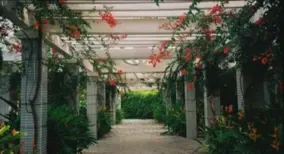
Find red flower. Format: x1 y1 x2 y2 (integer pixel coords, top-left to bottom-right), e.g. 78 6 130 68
186 82 195 90
108 79 116 86
180 69 188 75
101 12 117 28
59 0 66 5
252 56 257 61
41 18 49 24
184 55 191 62
118 69 124 76
223 47 230 54
210 4 222 15
12 44 21 52
71 30 81 38
212 15 223 24
254 17 263 25
149 53 161 68
51 48 56 54
261 57 268 65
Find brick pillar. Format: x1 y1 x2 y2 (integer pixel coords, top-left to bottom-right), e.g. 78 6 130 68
184 80 197 139
87 76 98 139
0 75 10 120
20 38 47 154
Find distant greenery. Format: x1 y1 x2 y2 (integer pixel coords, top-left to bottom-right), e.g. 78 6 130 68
121 90 164 119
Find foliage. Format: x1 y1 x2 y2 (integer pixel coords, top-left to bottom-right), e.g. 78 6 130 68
153 100 167 124
97 109 112 139
202 106 283 154
115 109 124 124
0 122 24 154
47 104 96 154
164 102 186 137
121 90 162 119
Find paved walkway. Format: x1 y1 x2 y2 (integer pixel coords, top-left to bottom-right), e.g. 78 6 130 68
84 119 201 154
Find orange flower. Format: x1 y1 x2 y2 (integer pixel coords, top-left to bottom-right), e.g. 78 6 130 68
271 127 278 139
238 111 244 120
223 47 230 54
271 139 280 151
180 69 188 75
186 82 194 90
261 57 268 65
11 129 18 136
248 128 259 142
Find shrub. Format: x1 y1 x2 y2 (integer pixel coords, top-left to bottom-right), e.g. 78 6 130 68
0 122 24 154
97 109 112 139
121 90 162 119
152 101 167 123
165 103 186 137
115 109 124 124
202 105 283 154
47 104 96 154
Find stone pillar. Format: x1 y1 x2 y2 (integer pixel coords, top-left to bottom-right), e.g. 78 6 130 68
176 83 182 103
184 80 197 139
66 64 80 113
116 92 121 110
203 69 210 127
98 82 106 109
236 68 244 110
0 75 10 120
20 38 47 154
109 89 116 125
87 76 98 139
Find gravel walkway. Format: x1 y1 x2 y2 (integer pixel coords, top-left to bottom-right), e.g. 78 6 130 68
84 119 201 154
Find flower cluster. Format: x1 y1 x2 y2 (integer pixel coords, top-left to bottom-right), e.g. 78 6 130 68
0 17 22 54
100 11 118 28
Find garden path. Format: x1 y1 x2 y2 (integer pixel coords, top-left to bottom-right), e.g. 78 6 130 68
84 119 202 154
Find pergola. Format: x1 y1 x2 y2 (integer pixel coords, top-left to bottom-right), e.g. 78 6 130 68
1 0 248 153
3 0 246 90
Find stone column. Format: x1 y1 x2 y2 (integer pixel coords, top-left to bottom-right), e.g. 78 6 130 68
184 80 197 139
109 89 116 125
236 68 244 110
66 64 80 113
116 92 121 110
87 75 98 139
0 75 10 120
20 38 48 154
203 69 210 127
98 82 106 109
176 83 182 103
